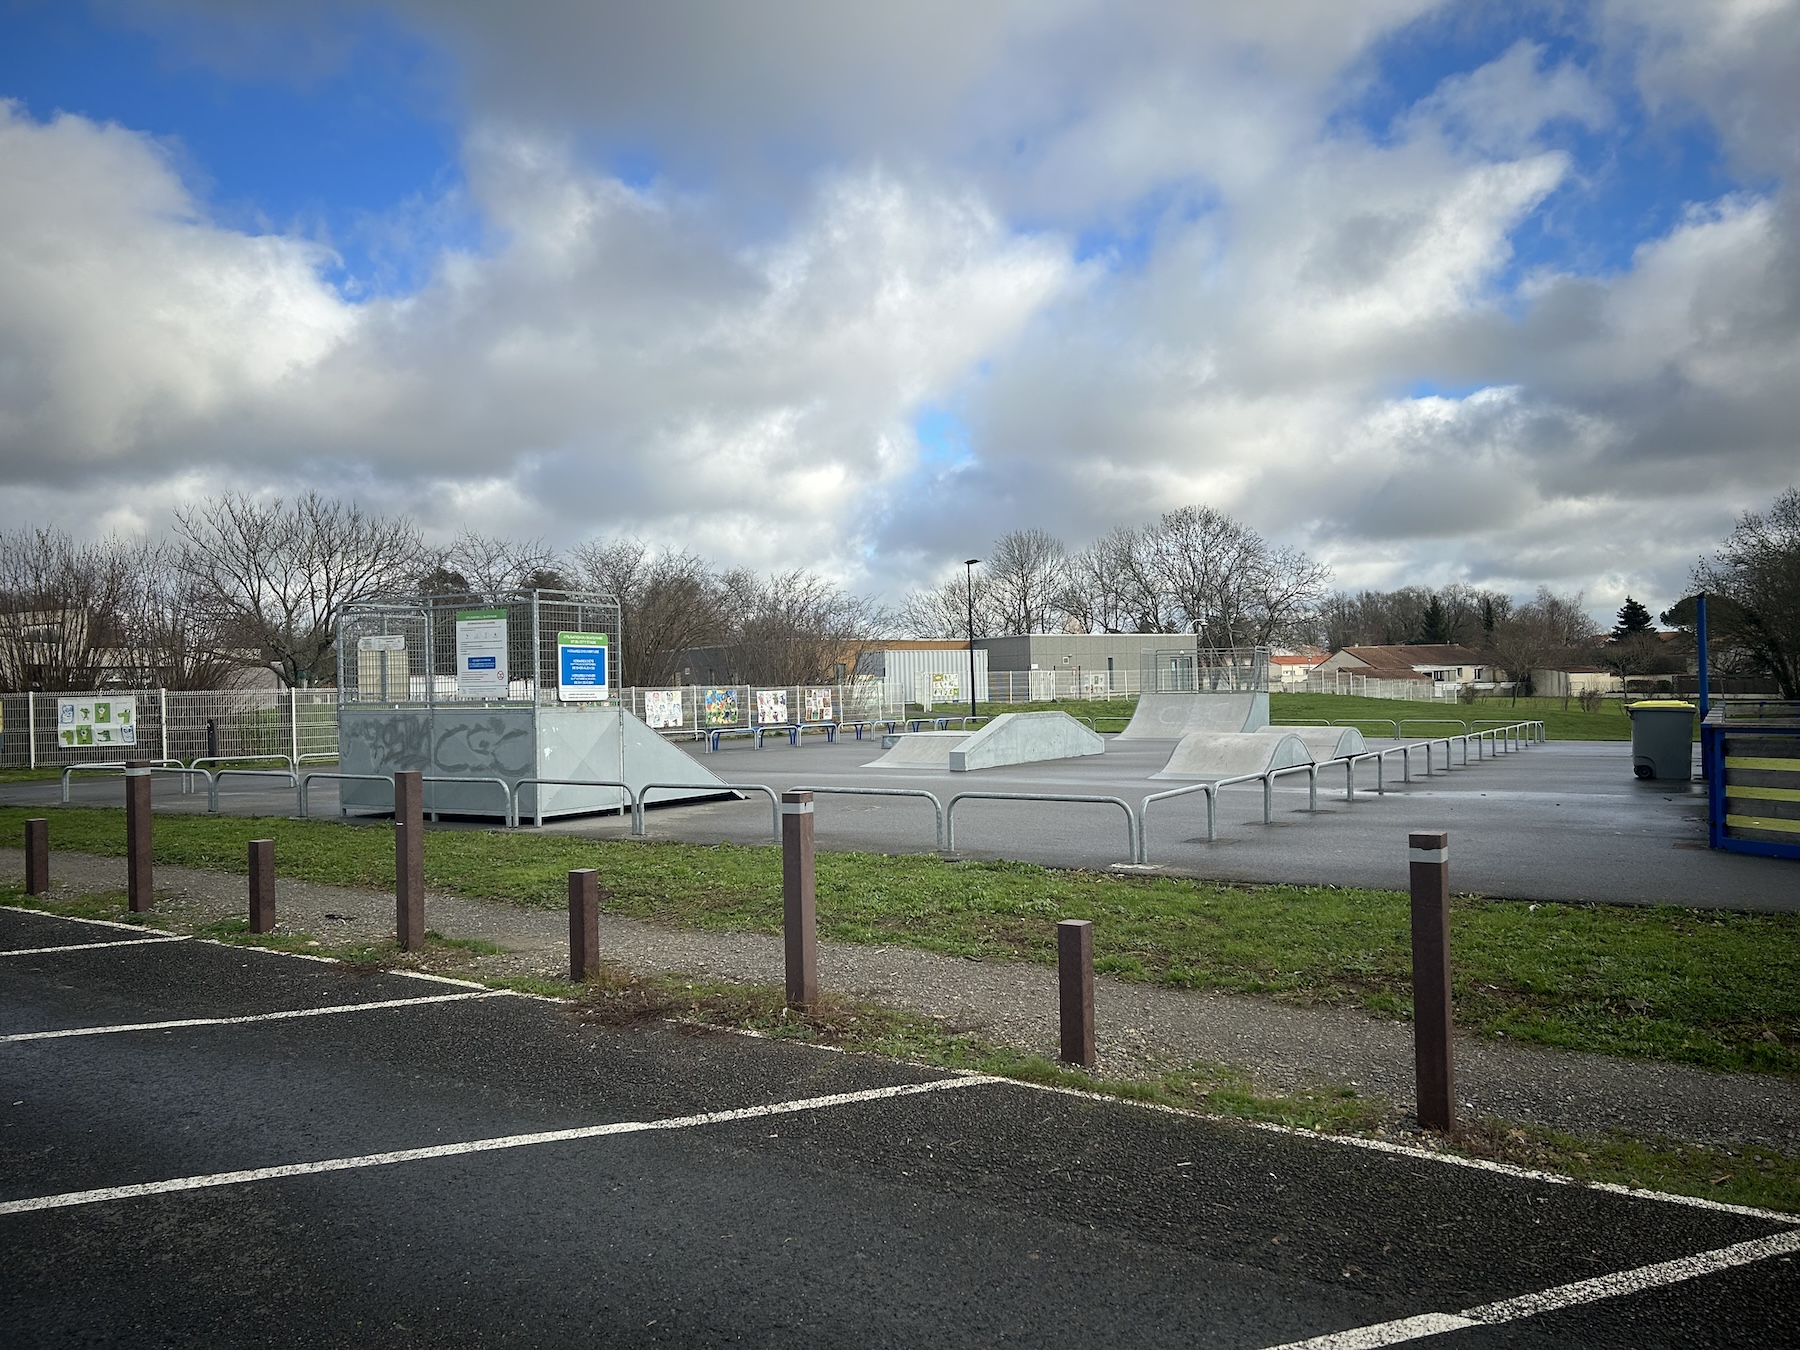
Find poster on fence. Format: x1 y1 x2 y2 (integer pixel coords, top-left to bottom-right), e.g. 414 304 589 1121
455 609 509 698
804 688 834 724
929 672 961 706
756 689 788 725
643 689 684 729
58 696 138 748
703 688 739 727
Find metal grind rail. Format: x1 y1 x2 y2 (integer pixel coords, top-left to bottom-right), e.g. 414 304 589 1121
946 791 1139 864
789 785 946 851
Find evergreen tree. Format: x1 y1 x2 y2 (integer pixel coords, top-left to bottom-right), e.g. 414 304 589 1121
1611 596 1654 641
1421 593 1449 643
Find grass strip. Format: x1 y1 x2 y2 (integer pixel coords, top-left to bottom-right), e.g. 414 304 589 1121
13 885 1790 1217
4 808 1796 1077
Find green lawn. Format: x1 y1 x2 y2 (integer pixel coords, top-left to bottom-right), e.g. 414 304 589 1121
1272 691 1635 741
7 804 1794 1077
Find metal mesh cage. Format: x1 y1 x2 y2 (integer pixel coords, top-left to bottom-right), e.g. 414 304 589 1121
1140 647 1270 694
337 590 623 705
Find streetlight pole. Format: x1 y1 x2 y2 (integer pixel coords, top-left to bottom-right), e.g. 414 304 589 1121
963 558 980 720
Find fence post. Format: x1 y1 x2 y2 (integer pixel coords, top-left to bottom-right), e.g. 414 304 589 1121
1057 918 1096 1067
248 839 276 933
126 760 153 913
394 770 425 951
569 868 600 981
1409 830 1455 1133
289 687 300 767
24 818 49 895
159 688 169 763
26 691 35 769
781 790 818 1010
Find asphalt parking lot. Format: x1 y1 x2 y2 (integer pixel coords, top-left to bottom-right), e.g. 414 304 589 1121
3 905 1795 1347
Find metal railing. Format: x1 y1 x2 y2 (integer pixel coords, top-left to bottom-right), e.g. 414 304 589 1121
789 785 946 851
209 767 298 812
635 782 780 840
297 771 394 818
945 791 1139 863
418 775 513 826
508 777 636 830
60 760 189 803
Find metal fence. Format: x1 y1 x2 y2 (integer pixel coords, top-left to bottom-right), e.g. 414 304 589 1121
1292 671 1451 702
0 687 339 769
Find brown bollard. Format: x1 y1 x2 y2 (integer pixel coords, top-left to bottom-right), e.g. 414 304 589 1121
24 818 49 895
1058 918 1096 1067
248 839 276 933
1409 830 1455 1132
394 770 425 951
569 868 600 982
125 760 153 912
781 790 818 1010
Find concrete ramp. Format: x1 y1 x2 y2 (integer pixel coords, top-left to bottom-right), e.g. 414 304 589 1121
1152 731 1314 781
864 731 967 769
1257 724 1365 760
948 711 1103 773
866 712 1104 772
1119 691 1269 740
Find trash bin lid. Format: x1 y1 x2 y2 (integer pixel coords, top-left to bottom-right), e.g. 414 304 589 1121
1626 699 1696 711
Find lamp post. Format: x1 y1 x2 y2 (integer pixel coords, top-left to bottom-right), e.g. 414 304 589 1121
963 558 980 720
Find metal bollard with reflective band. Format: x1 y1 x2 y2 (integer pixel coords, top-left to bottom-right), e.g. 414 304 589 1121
569 868 601 982
125 761 153 913
782 791 818 1010
1408 830 1455 1132
24 818 49 895
1058 918 1096 1068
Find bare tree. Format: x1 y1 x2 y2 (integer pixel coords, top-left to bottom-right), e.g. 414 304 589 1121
568 539 726 687
715 569 890 685
1482 588 1597 702
434 532 568 599
174 493 425 687
1322 583 1507 650
899 569 996 639
985 528 1070 635
1690 486 1800 698
0 528 140 691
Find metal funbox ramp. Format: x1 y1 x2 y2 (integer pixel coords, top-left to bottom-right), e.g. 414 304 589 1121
335 590 729 821
865 712 1104 773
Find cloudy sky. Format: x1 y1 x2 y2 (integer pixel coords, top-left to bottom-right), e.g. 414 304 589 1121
2 0 1796 619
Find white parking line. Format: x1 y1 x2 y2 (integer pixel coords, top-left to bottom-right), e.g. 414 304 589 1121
0 1075 1000 1215
1263 1227 1800 1348
0 991 505 1043
1 937 189 957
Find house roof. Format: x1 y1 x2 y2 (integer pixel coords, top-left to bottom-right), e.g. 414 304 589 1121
1332 644 1485 673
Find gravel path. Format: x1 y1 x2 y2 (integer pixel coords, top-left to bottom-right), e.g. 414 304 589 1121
5 847 1794 1151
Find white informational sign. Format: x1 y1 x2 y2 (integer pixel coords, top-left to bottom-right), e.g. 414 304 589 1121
804 688 834 724
929 672 961 706
58 696 138 749
556 632 610 702
755 689 789 725
643 688 684 728
456 610 509 698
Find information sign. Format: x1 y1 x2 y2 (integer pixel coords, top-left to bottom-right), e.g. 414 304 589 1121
557 632 609 701
455 610 509 699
